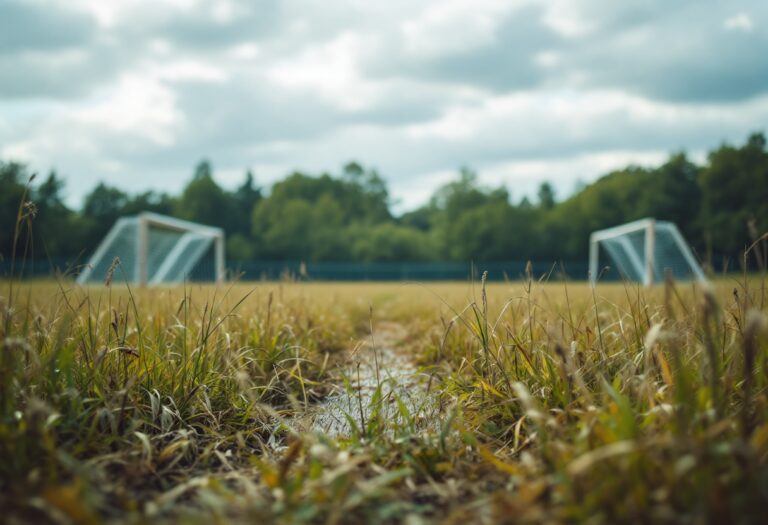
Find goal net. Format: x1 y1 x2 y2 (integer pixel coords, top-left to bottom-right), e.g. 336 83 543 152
589 218 706 286
77 212 225 286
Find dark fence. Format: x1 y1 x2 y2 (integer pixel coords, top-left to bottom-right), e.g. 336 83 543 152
0 258 84 279
1 257 757 283
1 258 589 282
228 260 590 282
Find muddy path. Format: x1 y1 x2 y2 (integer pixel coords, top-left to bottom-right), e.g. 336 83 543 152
293 322 440 437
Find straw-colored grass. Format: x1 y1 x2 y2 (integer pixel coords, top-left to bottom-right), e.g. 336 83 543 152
1 276 767 524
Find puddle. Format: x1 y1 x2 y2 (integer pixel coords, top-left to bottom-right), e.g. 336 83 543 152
292 323 440 437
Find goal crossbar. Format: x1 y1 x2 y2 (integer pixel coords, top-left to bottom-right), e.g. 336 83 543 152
77 212 225 286
589 218 706 286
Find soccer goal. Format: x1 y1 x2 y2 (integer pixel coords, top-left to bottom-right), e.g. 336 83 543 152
589 218 706 286
77 212 225 286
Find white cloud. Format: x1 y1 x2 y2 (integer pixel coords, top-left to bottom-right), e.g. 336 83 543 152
401 0 527 57
210 0 240 24
724 12 754 32
267 32 380 111
534 50 560 68
2 69 183 194
154 59 228 83
228 42 261 60
74 74 182 145
540 0 596 38
405 90 768 146
59 0 200 27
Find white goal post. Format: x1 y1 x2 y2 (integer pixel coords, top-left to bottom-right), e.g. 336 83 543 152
589 218 706 286
77 212 225 286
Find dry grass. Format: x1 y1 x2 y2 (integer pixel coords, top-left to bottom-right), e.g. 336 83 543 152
1 276 767 524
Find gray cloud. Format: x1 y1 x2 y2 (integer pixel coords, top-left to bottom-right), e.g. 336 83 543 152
366 5 562 92
558 2 766 102
0 1 112 98
0 1 97 52
561 3 768 102
121 1 282 49
0 50 121 99
361 1 768 102
1 0 766 212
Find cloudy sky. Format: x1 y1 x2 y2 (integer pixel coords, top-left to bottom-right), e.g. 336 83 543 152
2 0 767 212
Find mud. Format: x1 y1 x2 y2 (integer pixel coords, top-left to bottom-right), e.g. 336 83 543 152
293 323 440 437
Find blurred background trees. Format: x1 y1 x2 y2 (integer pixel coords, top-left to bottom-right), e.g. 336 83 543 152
1 132 766 267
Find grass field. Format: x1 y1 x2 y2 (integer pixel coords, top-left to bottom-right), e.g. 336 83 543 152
1 274 767 524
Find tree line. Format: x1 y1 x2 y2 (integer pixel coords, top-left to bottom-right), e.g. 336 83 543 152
1 132 766 269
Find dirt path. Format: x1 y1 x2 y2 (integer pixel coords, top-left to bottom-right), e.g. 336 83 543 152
295 322 440 437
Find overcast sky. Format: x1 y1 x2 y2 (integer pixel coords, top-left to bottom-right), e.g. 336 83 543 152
1 0 767 212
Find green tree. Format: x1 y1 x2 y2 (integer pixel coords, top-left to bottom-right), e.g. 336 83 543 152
31 171 84 261
429 167 516 260
0 162 31 261
399 206 434 232
251 165 393 261
546 167 643 260
5 131 767 269
231 170 262 236
82 183 129 250
638 153 701 246
83 183 128 221
342 161 390 223
699 132 768 258
252 197 347 261
227 234 255 260
176 160 231 229
537 182 556 210
121 191 175 217
350 223 435 262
